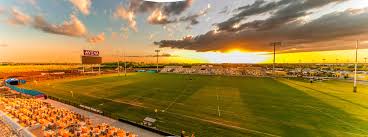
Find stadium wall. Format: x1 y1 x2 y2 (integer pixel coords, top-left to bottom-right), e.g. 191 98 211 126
5 83 44 97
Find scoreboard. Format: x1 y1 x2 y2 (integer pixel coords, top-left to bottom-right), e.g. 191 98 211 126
81 50 102 64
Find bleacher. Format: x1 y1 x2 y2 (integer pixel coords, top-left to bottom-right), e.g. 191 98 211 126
160 65 266 77
0 120 18 137
0 87 138 137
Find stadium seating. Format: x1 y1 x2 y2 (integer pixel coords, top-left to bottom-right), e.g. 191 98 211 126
0 96 138 137
0 120 17 137
161 65 266 76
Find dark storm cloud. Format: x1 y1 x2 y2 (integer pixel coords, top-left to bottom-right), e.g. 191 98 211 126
128 0 191 15
218 0 345 32
155 0 367 53
161 0 192 15
129 0 159 12
148 5 209 25
128 0 204 26
216 0 290 31
155 7 368 53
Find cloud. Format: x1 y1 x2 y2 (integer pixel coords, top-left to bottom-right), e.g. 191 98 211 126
114 0 194 31
147 9 172 24
87 32 105 44
6 8 107 44
148 3 210 25
0 6 3 14
0 43 8 47
155 5 368 53
161 0 192 15
144 0 187 2
113 5 137 32
24 0 37 6
217 0 346 32
33 14 87 37
8 8 31 25
130 0 192 15
69 0 92 15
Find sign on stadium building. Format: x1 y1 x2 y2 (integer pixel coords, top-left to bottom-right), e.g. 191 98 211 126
83 50 100 56
81 50 102 64
81 49 102 74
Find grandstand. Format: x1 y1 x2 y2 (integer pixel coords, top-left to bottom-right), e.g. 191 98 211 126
0 120 17 137
0 87 140 137
160 65 266 76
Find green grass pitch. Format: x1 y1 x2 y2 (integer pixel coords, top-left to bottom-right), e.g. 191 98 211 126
23 73 368 137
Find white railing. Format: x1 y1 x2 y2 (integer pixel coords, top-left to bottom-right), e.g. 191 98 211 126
0 110 35 137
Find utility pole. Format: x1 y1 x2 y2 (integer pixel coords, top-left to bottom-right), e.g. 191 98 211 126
155 50 160 72
353 40 359 93
271 42 281 76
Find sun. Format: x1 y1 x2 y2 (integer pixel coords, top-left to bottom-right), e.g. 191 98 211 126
199 50 269 64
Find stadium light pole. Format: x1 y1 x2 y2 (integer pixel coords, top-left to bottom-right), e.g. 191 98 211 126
117 52 120 74
124 51 127 77
271 42 282 76
353 40 359 93
155 50 160 72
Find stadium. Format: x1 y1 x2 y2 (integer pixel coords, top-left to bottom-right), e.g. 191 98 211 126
1 63 368 137
1 0 368 137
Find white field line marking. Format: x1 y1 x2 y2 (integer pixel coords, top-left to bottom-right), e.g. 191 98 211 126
283 80 368 134
307 105 368 134
164 86 188 112
165 111 281 137
164 93 184 111
216 91 221 117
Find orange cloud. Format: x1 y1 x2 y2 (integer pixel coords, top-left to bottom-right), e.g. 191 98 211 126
113 5 137 32
8 8 31 25
87 32 105 44
69 0 91 15
147 9 170 24
33 14 87 37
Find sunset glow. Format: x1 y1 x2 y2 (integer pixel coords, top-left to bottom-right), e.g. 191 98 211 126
0 0 368 63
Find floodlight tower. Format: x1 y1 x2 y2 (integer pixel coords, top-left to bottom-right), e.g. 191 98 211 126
271 42 282 76
124 52 127 77
155 50 160 72
122 51 127 77
353 40 359 93
117 53 120 74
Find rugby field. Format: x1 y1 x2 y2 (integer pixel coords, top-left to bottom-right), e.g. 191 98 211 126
23 73 368 137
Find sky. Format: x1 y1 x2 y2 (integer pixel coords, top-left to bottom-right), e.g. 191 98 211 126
1 0 368 63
